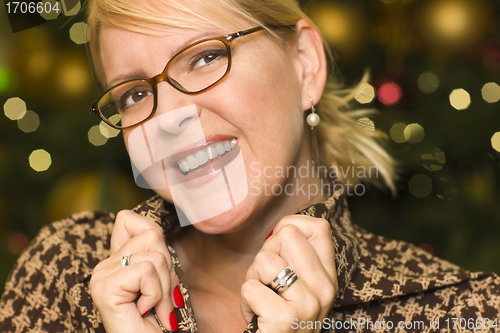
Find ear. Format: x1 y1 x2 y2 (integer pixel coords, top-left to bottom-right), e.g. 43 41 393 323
292 19 327 112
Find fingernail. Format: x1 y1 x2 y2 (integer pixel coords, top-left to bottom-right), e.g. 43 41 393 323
266 230 273 240
169 310 178 331
141 309 151 318
173 285 185 307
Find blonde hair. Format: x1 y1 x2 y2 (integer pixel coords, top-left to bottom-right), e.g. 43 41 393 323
86 0 398 193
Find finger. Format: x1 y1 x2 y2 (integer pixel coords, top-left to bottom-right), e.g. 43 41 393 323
125 252 184 308
113 230 182 316
263 224 336 307
92 260 165 326
245 250 322 320
246 249 288 285
271 216 335 280
240 278 286 325
111 210 163 254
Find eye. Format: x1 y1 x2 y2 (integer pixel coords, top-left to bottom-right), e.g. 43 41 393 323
118 88 153 110
190 49 227 70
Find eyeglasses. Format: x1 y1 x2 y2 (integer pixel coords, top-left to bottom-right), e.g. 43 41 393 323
89 26 265 130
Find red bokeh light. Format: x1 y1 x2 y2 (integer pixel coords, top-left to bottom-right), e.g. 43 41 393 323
377 82 403 106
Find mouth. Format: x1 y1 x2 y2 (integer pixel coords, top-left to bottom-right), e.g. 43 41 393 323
170 139 238 176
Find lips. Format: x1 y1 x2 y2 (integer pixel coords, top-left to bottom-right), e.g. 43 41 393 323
174 139 237 175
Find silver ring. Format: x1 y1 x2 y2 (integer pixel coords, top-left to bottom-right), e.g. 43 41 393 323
271 267 298 293
120 255 131 268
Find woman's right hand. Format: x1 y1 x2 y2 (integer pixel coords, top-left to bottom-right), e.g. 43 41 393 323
89 210 183 333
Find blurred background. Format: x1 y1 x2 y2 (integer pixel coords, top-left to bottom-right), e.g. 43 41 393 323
0 0 499 295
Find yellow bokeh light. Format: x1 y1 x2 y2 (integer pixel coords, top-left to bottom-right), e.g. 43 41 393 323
357 118 375 131
433 1 470 40
88 125 108 146
29 149 52 172
481 82 500 103
355 83 376 104
100 121 120 139
417 72 440 93
58 60 90 96
491 132 500 152
408 174 433 198
449 88 471 110
39 0 60 20
61 0 81 16
422 147 446 171
17 110 40 133
27 50 53 80
404 123 425 144
4 97 27 120
69 22 90 44
390 123 407 143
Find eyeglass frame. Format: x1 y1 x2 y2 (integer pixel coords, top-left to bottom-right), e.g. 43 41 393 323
89 26 268 130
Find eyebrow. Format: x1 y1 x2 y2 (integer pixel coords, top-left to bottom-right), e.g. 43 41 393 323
106 30 227 89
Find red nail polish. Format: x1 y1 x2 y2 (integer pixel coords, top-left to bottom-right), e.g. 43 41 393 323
141 309 151 318
173 285 185 307
266 230 273 240
170 310 178 331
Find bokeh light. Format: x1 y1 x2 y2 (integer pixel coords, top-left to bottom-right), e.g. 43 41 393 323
417 72 440 93
355 83 376 104
61 0 81 16
39 0 60 20
390 122 407 143
449 88 471 110
422 147 446 171
419 0 489 51
0 66 11 93
377 82 402 106
7 233 30 256
481 82 500 103
491 132 500 152
88 125 108 146
57 60 90 96
436 177 459 201
4 97 27 120
307 2 366 58
404 123 425 144
99 119 120 139
17 111 40 133
26 50 53 80
69 22 90 44
408 174 433 198
29 149 52 172
357 118 375 131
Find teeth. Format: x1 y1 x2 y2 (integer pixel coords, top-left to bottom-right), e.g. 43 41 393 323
207 146 217 159
176 140 237 174
196 150 208 165
179 160 189 173
215 143 225 155
186 155 199 169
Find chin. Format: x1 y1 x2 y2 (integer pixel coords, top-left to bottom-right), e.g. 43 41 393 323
183 194 256 234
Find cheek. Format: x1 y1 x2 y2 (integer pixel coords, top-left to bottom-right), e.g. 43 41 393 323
226 54 304 159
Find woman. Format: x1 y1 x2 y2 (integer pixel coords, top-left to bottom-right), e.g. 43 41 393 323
1 0 499 332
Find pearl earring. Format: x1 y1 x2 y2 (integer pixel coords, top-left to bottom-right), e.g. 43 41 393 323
306 97 320 129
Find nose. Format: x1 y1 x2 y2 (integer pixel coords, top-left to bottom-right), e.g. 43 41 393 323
154 84 199 135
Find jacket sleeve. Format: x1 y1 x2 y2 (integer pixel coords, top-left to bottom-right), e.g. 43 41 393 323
0 212 114 333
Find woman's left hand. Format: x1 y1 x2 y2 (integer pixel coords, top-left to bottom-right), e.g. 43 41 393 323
240 215 338 333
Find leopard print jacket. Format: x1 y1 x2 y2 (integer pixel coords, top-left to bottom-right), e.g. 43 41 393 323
1 191 499 332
